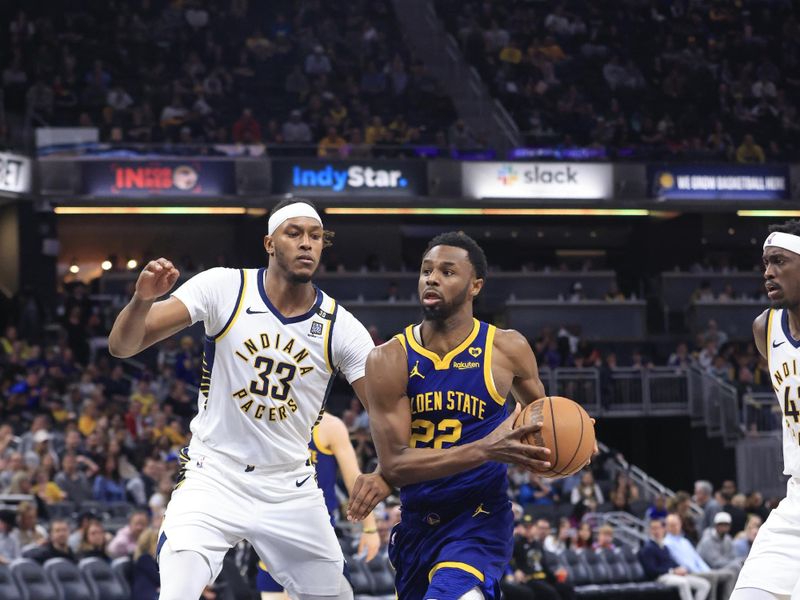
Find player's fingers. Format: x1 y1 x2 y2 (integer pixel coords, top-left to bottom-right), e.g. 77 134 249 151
516 457 552 472
508 421 543 439
146 260 164 273
155 257 173 270
520 444 551 461
166 268 180 285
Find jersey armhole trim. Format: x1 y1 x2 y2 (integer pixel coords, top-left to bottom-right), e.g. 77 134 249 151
211 269 246 341
484 325 506 406
394 333 407 355
323 300 339 373
766 308 774 366
312 426 334 456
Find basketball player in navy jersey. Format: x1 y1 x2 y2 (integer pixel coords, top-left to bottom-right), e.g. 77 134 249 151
352 231 556 600
257 411 380 599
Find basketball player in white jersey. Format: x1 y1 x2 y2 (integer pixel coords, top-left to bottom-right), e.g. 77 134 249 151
731 221 800 600
108 199 377 600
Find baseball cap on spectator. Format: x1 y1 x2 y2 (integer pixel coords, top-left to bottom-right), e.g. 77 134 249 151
714 512 732 525
32 430 51 444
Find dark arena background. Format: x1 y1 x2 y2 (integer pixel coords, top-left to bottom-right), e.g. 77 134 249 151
0 0 797 598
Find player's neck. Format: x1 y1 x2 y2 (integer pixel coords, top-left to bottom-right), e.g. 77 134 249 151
420 311 474 356
263 269 316 317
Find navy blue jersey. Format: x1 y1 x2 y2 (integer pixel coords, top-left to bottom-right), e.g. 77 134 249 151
397 319 509 511
309 425 339 515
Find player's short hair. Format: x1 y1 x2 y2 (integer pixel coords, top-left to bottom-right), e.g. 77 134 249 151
768 219 800 237
424 231 488 280
268 198 334 247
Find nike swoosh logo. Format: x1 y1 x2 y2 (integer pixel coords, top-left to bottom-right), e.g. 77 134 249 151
295 475 312 487
246 307 269 315
773 341 786 348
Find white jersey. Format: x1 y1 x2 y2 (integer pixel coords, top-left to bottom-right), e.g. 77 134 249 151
766 308 800 478
172 267 374 467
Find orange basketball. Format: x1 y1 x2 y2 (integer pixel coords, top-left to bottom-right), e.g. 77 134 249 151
513 396 595 478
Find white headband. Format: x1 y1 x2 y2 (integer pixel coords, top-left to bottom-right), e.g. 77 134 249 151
764 231 800 256
268 203 323 236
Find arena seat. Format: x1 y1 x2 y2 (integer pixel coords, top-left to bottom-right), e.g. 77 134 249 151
109 557 131 599
47 502 75 520
365 554 395 596
347 556 375 598
10 558 59 600
43 558 92 600
561 549 603 597
597 547 669 596
78 557 128 600
0 562 24 600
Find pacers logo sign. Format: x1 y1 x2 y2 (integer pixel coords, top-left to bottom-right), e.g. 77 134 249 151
272 160 426 196
82 160 236 197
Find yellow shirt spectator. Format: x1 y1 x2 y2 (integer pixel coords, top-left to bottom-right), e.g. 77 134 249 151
317 128 347 158
736 135 766 163
499 45 522 64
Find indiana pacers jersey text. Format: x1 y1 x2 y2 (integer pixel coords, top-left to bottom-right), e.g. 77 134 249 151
397 318 510 510
389 318 514 600
171 267 373 467
765 309 800 478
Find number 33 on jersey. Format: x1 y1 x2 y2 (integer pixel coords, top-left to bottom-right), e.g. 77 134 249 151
172 267 374 468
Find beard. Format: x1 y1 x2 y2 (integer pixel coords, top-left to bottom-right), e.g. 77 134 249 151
771 299 799 310
421 281 470 321
272 246 316 283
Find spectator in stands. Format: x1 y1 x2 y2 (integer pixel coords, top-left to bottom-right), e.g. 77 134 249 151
108 510 149 558
609 471 640 513
669 491 700 545
693 480 721 532
668 343 692 369
448 119 478 150
719 490 747 536
55 452 97 504
92 454 127 502
544 518 574 555
744 491 769 522
733 515 761 558
0 509 20 563
304 45 332 76
127 457 164 508
639 519 711 600
68 511 96 553
511 515 575 600
76 519 111 561
0 452 27 492
11 501 46 548
132 528 160 600
570 470 603 507
574 522 594 549
25 519 75 563
32 466 65 504
735 134 766 164
232 108 262 144
317 126 347 158
281 110 312 144
664 513 736 599
645 494 668 522
691 281 714 303
592 525 616 551
697 511 743 573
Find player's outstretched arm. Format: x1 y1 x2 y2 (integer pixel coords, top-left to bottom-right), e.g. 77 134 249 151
325 416 380 561
498 328 598 463
108 258 190 358
753 309 769 359
365 340 551 488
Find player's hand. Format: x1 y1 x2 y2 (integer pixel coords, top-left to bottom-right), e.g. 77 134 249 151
357 530 381 562
135 258 180 301
581 418 599 469
347 472 392 522
480 404 551 472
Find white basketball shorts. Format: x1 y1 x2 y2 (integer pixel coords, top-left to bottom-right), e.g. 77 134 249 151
158 437 344 597
734 476 800 596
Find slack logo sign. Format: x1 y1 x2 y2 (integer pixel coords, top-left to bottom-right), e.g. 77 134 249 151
291 165 409 192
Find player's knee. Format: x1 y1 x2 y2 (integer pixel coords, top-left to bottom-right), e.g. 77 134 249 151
457 587 485 600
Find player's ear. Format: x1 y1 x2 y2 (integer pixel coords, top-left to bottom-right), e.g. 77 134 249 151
471 277 484 298
264 235 274 257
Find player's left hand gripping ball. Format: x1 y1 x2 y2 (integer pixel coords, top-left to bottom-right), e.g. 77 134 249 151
347 472 392 522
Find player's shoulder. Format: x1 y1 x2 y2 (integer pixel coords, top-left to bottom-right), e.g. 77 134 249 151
367 337 407 372
753 308 770 332
320 411 348 437
193 266 245 285
491 327 530 353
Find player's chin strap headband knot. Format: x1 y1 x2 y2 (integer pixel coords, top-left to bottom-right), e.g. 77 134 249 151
267 203 324 236
764 231 800 256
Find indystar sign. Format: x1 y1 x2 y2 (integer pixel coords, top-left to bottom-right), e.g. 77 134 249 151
272 160 426 196
462 162 614 199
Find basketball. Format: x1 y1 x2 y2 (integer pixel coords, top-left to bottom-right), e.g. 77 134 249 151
513 396 596 478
